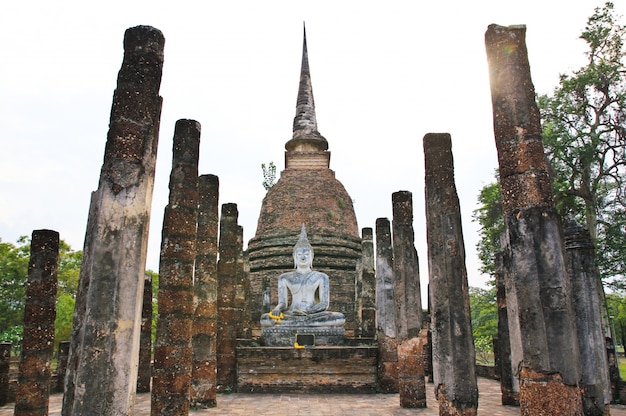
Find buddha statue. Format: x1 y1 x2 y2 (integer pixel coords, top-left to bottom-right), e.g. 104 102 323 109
260 225 345 328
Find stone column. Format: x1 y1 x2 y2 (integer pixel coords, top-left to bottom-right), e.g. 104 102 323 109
56 341 70 393
485 24 583 415
235 226 247 339
606 337 621 403
217 203 240 391
423 133 478 416
0 343 9 406
359 227 376 338
564 220 611 415
151 119 201 415
392 191 423 339
375 217 398 393
15 229 59 416
191 174 219 408
494 251 518 406
62 26 164 416
241 251 252 340
137 272 153 393
391 191 426 408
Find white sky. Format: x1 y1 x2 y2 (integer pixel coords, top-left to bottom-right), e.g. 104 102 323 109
0 1 607 293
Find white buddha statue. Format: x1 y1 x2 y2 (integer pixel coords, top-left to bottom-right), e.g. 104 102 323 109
261 225 345 328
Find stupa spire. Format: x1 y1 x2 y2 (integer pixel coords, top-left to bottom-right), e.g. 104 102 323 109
286 23 328 152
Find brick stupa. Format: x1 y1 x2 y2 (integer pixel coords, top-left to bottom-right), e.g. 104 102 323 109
248 27 361 336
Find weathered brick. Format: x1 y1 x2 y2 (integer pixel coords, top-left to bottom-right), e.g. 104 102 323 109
152 119 200 415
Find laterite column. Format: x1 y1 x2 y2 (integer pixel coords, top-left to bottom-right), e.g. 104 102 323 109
358 227 376 338
56 342 70 393
424 133 478 416
62 26 164 416
152 119 201 415
494 251 518 405
137 272 152 393
375 217 398 393
564 220 611 415
0 343 10 406
485 24 583 415
15 229 59 416
191 174 219 408
392 191 426 408
217 203 240 391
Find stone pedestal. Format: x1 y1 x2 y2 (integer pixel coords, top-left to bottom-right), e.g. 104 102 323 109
261 326 345 347
237 345 377 393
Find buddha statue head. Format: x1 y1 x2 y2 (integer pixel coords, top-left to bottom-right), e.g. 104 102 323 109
293 224 314 269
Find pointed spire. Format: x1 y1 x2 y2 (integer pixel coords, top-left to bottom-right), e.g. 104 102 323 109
286 23 328 152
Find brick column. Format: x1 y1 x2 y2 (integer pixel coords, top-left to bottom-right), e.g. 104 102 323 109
391 191 426 408
62 26 164 416
191 174 219 408
359 227 376 338
494 251 518 405
137 272 153 393
234 226 247 339
0 343 9 406
56 341 70 394
485 24 583 415
151 119 201 415
15 229 59 416
217 203 240 391
424 133 477 415
375 217 398 393
564 220 611 415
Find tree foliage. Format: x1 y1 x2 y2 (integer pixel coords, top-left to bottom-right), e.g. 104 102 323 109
469 286 498 339
539 1 626 287
0 236 30 334
472 176 503 281
469 286 498 364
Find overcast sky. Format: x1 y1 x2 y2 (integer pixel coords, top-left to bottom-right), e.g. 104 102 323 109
0 1 611 292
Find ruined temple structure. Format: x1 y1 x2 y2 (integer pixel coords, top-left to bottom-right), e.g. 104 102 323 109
6 19 617 416
247 27 361 338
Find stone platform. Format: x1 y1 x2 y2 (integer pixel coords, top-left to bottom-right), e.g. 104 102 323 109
236 345 377 393
261 325 345 347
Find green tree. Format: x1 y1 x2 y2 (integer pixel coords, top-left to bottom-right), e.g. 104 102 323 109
54 240 82 347
261 161 277 191
147 269 159 344
472 175 503 281
539 1 626 287
469 286 498 364
0 236 30 334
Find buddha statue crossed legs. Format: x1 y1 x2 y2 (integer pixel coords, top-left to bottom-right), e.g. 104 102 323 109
261 225 345 341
